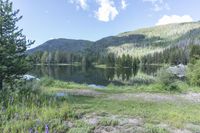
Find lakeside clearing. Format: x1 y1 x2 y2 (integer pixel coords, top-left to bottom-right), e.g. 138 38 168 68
1 1 200 132
40 78 200 133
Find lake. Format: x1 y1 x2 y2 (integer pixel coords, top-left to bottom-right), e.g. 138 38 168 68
29 65 162 86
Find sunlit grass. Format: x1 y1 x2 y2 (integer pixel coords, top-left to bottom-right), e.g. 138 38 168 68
70 96 200 128
1 78 200 132
0 81 74 132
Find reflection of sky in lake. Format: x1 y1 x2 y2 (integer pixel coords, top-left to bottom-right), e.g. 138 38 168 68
29 65 161 86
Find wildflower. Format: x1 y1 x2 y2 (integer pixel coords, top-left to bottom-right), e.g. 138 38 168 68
29 128 33 133
45 124 49 133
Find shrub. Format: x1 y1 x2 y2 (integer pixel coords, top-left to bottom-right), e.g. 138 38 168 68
166 83 181 92
156 68 181 92
40 77 55 87
157 68 175 86
187 60 200 86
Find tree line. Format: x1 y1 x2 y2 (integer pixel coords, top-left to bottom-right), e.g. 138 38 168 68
140 45 200 65
29 51 81 64
29 44 200 68
104 53 140 68
141 46 189 65
29 51 141 69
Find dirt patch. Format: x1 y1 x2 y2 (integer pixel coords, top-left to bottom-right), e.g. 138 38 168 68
58 89 200 103
185 123 200 132
80 113 197 133
180 93 200 103
57 89 104 97
107 92 200 103
81 113 144 133
107 93 180 102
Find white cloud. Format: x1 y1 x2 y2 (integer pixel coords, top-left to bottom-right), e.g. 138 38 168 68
49 38 55 40
143 0 170 11
95 0 119 22
121 0 127 9
156 15 193 25
69 0 127 22
79 0 88 9
70 0 88 10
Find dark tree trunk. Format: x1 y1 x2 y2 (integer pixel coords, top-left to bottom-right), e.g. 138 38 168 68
0 78 3 90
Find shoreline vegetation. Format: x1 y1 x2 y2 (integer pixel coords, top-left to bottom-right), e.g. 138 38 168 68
3 57 198 132
2 57 199 132
1 0 200 132
1 77 200 132
34 63 166 69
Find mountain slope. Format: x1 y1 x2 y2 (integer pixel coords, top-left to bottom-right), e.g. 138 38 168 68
28 22 200 57
28 38 93 54
91 22 200 57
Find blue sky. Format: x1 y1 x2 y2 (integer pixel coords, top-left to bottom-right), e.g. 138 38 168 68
12 0 200 48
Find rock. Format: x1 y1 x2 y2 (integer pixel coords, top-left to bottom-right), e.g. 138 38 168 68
84 117 100 125
66 121 74 128
167 64 187 78
22 74 40 81
105 126 114 132
88 84 105 89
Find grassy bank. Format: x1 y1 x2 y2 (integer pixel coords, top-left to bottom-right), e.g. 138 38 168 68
41 77 200 94
43 78 200 132
1 78 200 132
0 80 75 133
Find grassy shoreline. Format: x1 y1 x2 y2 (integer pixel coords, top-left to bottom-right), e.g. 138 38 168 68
34 63 167 69
1 78 200 132
43 79 200 132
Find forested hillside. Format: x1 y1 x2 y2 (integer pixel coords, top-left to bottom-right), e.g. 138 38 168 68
91 22 200 57
28 22 200 66
28 38 93 54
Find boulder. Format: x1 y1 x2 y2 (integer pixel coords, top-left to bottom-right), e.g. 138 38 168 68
167 64 186 78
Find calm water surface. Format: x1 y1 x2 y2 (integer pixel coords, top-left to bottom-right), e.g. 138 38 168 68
29 65 162 86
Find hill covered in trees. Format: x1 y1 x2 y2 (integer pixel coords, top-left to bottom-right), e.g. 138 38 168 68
91 22 200 57
28 22 200 66
29 22 200 56
27 38 93 54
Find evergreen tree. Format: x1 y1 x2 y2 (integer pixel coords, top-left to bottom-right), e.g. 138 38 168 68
47 52 53 64
81 55 91 69
41 51 48 64
121 54 126 67
0 0 33 90
116 56 122 68
54 50 60 63
106 53 115 67
140 46 189 65
32 51 42 64
190 45 200 64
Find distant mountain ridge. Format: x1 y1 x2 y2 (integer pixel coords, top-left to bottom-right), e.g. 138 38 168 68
28 22 200 57
27 38 93 54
